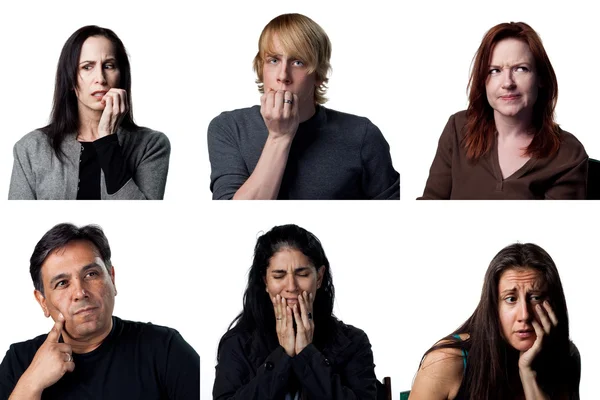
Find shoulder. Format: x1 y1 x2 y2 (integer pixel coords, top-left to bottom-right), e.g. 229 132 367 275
320 107 374 133
13 130 50 153
217 328 252 355
336 321 370 343
410 336 467 399
2 334 47 366
115 317 184 345
209 106 261 128
555 128 587 163
446 110 468 135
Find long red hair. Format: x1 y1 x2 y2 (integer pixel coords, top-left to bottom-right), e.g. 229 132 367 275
464 22 560 161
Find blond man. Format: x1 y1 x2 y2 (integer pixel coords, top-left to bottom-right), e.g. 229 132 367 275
208 14 399 200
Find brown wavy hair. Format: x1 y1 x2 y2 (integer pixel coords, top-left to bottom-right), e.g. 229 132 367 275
464 22 560 161
253 14 331 105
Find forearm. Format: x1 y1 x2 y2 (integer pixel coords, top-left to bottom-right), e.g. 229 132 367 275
520 369 550 400
9 373 43 400
233 135 293 200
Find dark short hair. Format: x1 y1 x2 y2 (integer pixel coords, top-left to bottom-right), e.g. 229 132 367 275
43 25 137 160
30 223 112 294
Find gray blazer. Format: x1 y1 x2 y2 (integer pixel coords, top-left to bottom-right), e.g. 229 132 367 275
8 127 170 200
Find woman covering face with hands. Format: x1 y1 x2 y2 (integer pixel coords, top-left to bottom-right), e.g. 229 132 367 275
9 25 170 200
213 224 378 399
409 243 580 400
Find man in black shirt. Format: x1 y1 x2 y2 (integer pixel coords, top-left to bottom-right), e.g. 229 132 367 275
0 223 199 400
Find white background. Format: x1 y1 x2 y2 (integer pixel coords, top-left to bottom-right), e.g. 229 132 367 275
1 202 598 399
0 1 599 399
1 1 597 200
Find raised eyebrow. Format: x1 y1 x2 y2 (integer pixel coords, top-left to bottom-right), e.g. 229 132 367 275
81 262 103 274
500 287 517 296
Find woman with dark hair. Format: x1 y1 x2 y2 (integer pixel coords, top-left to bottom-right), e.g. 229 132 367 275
409 243 580 399
9 25 170 200
213 224 377 399
420 22 587 199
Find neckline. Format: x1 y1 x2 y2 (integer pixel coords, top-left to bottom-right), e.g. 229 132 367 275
492 135 535 181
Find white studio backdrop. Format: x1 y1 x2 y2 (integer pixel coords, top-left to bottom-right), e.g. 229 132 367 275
196 201 600 399
0 202 597 398
2 0 596 200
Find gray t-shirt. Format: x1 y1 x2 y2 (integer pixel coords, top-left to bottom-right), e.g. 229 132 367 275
208 105 399 199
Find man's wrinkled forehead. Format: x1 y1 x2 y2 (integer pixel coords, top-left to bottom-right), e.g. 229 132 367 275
41 240 105 277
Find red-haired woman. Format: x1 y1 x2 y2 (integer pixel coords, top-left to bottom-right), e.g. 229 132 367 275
420 22 587 199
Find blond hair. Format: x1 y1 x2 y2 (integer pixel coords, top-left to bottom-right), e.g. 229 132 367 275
253 14 332 104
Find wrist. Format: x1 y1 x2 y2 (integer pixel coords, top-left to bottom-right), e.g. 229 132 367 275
266 131 294 146
14 371 44 397
519 366 536 379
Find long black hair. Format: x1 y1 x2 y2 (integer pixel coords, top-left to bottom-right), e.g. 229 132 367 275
42 25 137 160
219 224 338 356
422 243 572 399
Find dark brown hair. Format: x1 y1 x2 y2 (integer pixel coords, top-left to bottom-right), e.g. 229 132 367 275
422 243 572 399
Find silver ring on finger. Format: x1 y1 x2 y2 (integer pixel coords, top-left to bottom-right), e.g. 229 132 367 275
283 99 293 105
276 317 282 320
66 353 73 362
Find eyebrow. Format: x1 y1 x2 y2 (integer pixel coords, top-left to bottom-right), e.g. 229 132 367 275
79 57 117 65
500 286 545 296
489 62 533 69
49 262 103 286
270 266 311 274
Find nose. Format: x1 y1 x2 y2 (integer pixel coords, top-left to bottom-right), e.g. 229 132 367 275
284 273 298 293
517 300 532 322
94 64 107 85
71 278 90 301
501 69 516 90
277 62 291 85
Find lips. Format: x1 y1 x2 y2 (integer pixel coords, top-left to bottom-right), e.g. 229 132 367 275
500 94 521 100
74 306 97 315
515 329 534 338
91 90 107 98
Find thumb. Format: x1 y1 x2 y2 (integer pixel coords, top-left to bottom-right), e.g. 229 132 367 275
47 313 65 343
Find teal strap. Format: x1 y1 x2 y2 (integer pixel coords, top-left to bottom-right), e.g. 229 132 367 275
452 334 467 371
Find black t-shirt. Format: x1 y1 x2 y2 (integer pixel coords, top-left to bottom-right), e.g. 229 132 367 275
0 316 199 400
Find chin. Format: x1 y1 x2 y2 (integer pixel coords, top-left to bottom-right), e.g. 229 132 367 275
511 339 535 352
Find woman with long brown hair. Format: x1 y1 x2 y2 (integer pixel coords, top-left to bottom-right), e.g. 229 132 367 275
420 22 587 199
409 243 580 399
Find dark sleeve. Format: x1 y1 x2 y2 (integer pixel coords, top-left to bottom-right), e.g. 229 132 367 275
207 114 249 200
99 131 170 200
568 342 581 400
93 135 133 195
360 121 400 200
0 345 27 400
213 337 292 400
8 141 36 200
291 332 377 399
545 148 588 200
163 331 200 400
419 114 456 200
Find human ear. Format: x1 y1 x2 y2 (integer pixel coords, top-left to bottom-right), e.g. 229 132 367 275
34 290 50 318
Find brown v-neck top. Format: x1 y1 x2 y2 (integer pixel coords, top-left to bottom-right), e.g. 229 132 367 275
419 110 588 199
